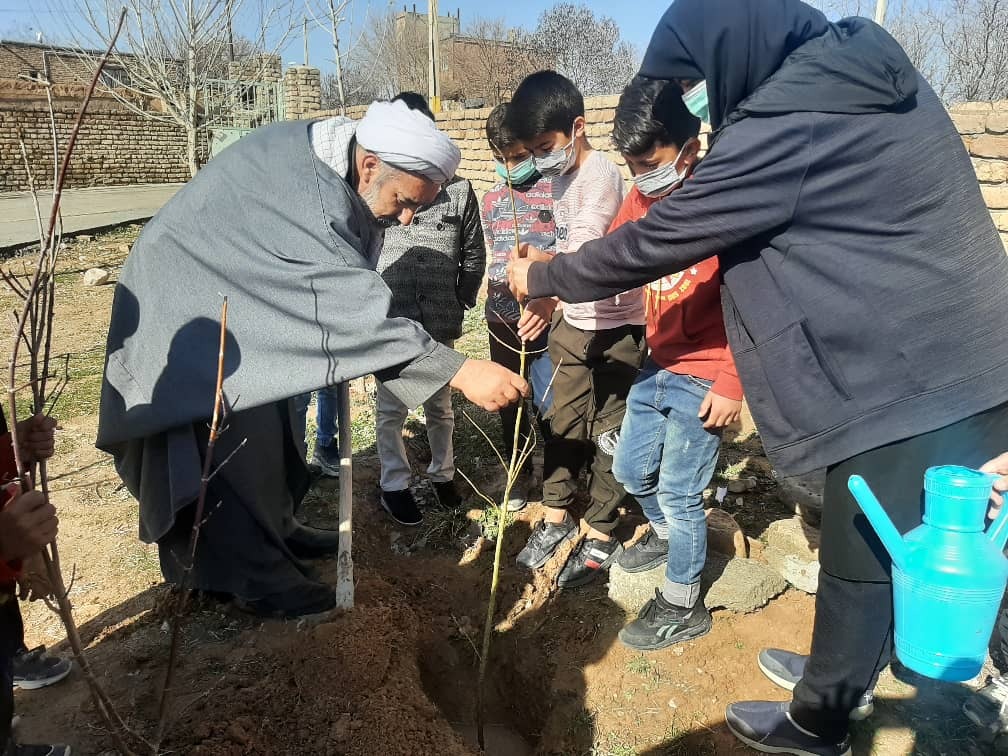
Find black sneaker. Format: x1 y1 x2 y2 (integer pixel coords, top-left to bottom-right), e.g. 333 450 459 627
433 479 462 509
725 700 851 756
310 442 341 477
516 514 577 569
617 527 668 573
13 646 71 690
380 488 423 526
758 648 875 720
558 537 624 588
4 743 72 756
618 589 712 650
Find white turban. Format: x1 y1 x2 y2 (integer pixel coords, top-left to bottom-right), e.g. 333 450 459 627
355 99 461 184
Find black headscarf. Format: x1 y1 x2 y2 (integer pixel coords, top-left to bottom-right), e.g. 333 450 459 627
640 0 916 129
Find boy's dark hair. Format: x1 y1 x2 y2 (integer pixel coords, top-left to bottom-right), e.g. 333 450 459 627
613 76 701 157
506 70 585 142
393 91 434 121
486 103 520 153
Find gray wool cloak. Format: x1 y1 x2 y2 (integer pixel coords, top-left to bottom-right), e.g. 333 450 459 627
96 119 465 550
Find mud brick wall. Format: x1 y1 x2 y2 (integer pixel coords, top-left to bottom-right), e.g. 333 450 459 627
283 65 321 121
952 101 1008 249
0 95 190 192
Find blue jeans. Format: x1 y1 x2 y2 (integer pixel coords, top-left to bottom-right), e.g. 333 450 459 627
293 386 340 448
612 361 722 607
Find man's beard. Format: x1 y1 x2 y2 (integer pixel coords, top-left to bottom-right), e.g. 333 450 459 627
360 183 399 229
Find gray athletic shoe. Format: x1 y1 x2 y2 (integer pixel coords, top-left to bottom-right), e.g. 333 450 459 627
726 700 851 756
964 674 1008 737
758 648 875 720
13 646 71 690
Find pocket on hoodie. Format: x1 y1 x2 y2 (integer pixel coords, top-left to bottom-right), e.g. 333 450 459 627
732 319 854 443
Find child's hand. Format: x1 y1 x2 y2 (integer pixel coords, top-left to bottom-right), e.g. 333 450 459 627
16 414 57 464
980 452 1008 518
517 298 558 342
0 487 58 562
514 243 554 264
698 391 742 430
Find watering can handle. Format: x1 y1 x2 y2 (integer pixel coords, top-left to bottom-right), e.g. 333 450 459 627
987 477 1008 552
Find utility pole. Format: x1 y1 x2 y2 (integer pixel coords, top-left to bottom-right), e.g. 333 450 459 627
303 16 309 65
427 0 441 113
328 0 348 115
226 0 235 62
875 0 888 24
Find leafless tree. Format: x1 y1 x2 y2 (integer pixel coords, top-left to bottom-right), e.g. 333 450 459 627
446 17 547 106
46 0 297 176
350 7 427 102
529 3 637 97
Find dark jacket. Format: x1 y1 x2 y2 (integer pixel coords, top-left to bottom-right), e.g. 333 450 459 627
377 177 486 343
528 2 1008 475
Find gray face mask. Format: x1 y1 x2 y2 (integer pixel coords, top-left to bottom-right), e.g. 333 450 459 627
631 144 688 198
533 125 577 177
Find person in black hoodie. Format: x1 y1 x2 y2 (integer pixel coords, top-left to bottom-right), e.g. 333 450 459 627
508 0 1008 754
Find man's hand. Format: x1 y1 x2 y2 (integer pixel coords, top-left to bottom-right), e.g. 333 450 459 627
450 359 529 412
516 242 555 264
16 415 57 464
0 487 58 562
517 298 558 342
698 391 742 430
981 452 1008 518
17 552 54 602
508 257 535 302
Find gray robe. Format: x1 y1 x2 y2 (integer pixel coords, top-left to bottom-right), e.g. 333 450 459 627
96 120 465 603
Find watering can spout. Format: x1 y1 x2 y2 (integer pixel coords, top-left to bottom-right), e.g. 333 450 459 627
848 475 907 569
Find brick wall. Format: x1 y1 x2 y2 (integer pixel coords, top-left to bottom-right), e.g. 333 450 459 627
0 93 190 191
951 101 1008 248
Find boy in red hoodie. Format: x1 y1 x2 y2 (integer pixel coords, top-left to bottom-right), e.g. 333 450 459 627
609 77 743 651
0 410 69 756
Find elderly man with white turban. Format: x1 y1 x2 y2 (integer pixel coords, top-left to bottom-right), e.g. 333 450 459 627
96 100 528 618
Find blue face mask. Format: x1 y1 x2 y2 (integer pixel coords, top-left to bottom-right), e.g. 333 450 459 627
683 80 710 124
495 157 537 185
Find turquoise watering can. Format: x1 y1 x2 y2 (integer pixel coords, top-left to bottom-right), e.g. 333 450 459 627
848 466 1008 681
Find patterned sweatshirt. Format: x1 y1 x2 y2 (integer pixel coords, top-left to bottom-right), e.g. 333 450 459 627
376 177 486 343
480 174 555 323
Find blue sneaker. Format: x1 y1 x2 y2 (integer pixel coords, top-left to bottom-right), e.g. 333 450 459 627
726 701 851 756
758 649 874 720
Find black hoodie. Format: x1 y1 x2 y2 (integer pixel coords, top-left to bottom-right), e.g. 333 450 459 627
527 0 1008 475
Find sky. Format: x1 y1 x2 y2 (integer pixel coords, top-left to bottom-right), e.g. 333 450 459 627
0 0 665 74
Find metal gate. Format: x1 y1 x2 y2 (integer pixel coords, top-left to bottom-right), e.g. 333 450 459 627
204 79 284 158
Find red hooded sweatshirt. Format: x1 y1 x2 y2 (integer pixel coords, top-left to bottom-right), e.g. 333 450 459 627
608 186 742 401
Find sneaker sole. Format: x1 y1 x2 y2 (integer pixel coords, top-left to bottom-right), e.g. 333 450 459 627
14 664 71 690
311 458 341 477
757 656 874 721
558 543 625 589
726 718 851 756
506 498 528 513
518 528 578 570
616 552 667 574
618 614 713 651
380 498 423 527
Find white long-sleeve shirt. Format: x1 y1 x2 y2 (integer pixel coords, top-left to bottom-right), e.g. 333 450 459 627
553 150 645 330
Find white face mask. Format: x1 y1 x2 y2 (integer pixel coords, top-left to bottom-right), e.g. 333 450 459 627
632 143 688 198
533 123 578 177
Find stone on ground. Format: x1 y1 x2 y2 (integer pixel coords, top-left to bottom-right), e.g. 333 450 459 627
706 507 748 558
763 516 821 594
704 557 788 613
82 267 110 286
608 553 786 614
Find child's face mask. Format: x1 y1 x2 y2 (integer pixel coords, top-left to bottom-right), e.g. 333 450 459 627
632 143 688 198
495 157 537 184
533 124 578 177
